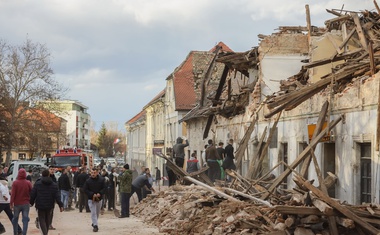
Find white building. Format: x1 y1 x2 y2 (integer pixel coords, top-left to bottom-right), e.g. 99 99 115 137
50 100 91 150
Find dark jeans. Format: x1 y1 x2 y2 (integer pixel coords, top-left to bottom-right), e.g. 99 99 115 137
130 185 143 202
120 192 130 217
108 187 115 210
207 161 221 183
37 209 53 235
0 203 22 233
12 204 30 235
167 169 176 186
175 157 184 168
79 188 90 212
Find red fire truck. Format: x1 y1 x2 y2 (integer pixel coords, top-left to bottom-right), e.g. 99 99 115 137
51 148 93 171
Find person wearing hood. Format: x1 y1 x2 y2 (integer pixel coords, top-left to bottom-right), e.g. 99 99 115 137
30 169 63 235
10 168 32 235
0 177 22 234
173 136 189 169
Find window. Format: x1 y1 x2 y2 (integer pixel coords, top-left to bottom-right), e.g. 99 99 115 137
360 143 371 203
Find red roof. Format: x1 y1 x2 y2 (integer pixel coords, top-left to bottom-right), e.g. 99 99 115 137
172 42 233 111
126 110 146 124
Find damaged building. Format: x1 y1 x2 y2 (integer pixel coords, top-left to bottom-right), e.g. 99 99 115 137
181 7 380 206
126 5 380 235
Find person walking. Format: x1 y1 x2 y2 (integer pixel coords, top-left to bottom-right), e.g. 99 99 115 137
186 152 200 174
222 139 237 180
30 169 64 235
66 166 74 210
154 167 161 186
130 174 155 202
165 158 176 187
83 168 106 232
26 169 33 183
76 168 90 213
205 139 221 183
118 164 132 218
107 168 116 211
173 136 189 168
216 142 225 180
0 177 22 234
10 168 32 235
48 166 57 230
58 168 71 211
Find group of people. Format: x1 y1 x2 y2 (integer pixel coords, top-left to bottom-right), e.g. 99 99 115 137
170 136 237 184
0 161 157 235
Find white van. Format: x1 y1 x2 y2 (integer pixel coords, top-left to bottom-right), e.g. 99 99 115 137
7 161 47 188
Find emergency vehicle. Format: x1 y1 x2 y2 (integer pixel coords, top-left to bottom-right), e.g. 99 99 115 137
51 148 93 171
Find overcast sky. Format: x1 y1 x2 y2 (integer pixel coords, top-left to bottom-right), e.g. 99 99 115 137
0 0 375 131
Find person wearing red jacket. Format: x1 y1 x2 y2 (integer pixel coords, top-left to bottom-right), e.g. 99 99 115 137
10 168 32 235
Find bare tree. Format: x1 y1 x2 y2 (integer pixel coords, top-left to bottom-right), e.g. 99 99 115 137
0 39 67 166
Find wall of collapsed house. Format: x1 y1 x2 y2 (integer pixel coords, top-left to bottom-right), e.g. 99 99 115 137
184 29 380 205
253 31 380 204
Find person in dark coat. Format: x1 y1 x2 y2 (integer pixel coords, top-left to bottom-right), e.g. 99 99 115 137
173 136 189 168
205 139 221 183
76 168 90 213
154 167 161 186
83 168 106 232
130 174 155 202
222 139 237 171
48 166 57 230
107 168 116 211
57 169 71 211
30 169 63 235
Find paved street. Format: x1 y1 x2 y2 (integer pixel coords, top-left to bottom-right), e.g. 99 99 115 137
0 202 165 235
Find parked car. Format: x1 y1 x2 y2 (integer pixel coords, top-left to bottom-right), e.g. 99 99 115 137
116 158 125 166
94 158 101 167
106 158 117 167
7 161 47 188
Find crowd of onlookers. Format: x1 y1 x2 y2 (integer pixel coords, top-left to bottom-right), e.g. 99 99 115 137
0 161 159 235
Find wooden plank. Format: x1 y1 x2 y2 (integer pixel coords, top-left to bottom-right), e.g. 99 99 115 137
246 126 268 178
261 116 342 200
339 28 357 51
250 112 282 179
305 4 311 43
203 65 229 139
311 150 339 235
324 14 351 26
374 0 380 14
302 48 362 69
369 42 376 76
300 101 329 178
223 187 272 207
235 104 263 169
274 205 333 215
351 13 368 51
183 176 240 202
327 34 343 54
294 175 380 235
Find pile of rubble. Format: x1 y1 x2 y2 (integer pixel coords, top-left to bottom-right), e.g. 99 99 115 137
132 177 380 235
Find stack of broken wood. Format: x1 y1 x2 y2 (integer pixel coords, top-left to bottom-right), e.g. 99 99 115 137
146 129 380 235
265 7 380 118
132 174 380 235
